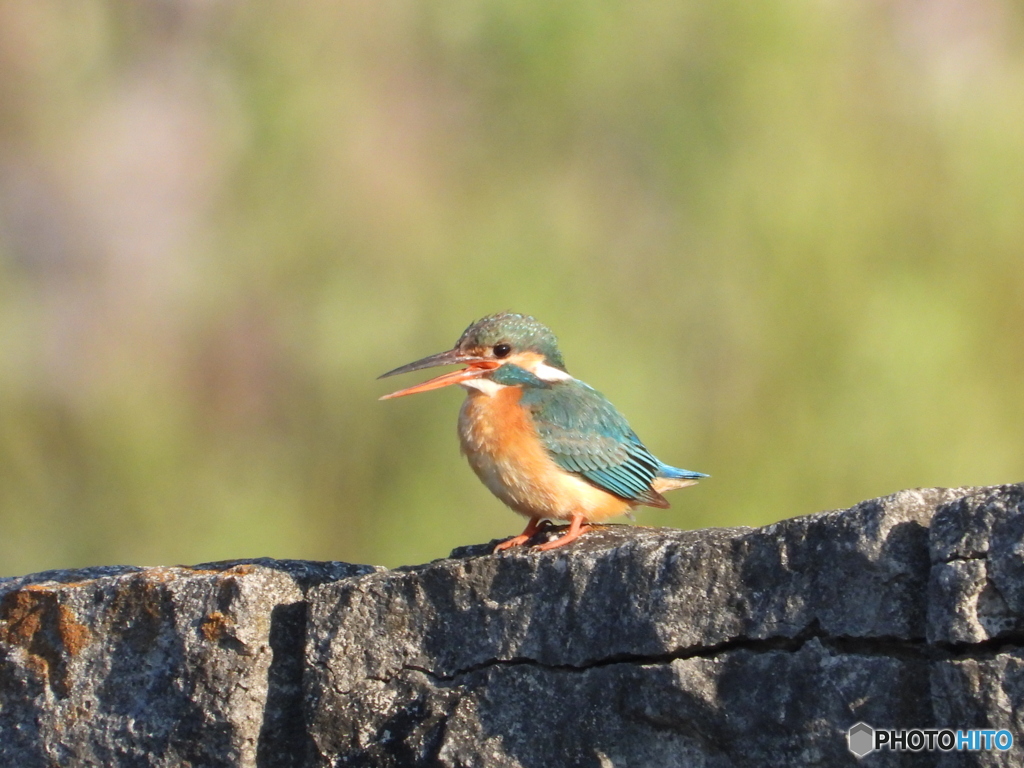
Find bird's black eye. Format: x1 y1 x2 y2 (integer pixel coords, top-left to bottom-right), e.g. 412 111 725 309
493 343 511 358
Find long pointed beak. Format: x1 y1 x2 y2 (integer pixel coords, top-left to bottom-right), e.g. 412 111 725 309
378 348 472 379
378 348 499 400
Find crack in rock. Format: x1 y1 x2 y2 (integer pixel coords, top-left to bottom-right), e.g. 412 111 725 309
402 629 1024 688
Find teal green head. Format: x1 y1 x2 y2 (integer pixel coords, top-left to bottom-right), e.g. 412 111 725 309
378 312 567 399
455 312 565 371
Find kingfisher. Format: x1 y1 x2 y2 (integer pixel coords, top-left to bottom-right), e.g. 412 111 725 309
379 312 708 552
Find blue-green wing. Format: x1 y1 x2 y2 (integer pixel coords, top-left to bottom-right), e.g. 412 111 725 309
521 381 669 508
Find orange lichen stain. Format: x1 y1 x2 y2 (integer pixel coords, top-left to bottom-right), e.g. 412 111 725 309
1 590 45 645
58 604 91 657
23 583 57 592
143 567 183 583
0 588 91 698
200 611 233 642
23 653 48 679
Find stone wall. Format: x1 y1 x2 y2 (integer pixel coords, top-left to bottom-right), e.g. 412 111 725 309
2 484 1023 767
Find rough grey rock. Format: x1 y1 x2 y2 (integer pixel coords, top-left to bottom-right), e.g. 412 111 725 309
3 485 1024 767
0 559 376 768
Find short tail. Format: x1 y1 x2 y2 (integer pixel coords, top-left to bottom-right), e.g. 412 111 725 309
657 464 709 481
652 463 709 494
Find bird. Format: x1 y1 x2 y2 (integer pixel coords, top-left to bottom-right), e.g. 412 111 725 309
379 312 708 552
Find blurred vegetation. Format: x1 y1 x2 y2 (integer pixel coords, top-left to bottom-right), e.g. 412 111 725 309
0 0 1022 574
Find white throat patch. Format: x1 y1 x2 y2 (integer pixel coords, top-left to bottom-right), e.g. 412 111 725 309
460 378 506 396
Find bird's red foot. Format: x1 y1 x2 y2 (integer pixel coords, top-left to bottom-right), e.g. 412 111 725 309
493 533 533 552
535 514 591 551
493 517 543 553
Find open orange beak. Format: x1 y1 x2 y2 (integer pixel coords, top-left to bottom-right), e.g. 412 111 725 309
378 349 500 400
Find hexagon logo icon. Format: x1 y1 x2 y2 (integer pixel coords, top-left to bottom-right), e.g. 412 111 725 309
848 722 875 758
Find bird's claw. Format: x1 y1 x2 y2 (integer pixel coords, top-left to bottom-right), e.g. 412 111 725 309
493 517 545 553
494 515 592 553
534 524 592 551
493 534 533 553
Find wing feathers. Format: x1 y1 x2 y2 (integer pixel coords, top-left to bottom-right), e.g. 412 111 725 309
522 382 672 508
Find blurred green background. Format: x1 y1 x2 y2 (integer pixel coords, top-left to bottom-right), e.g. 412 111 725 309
0 0 1022 575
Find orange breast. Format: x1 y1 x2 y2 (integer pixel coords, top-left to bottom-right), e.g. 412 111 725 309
458 387 634 522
